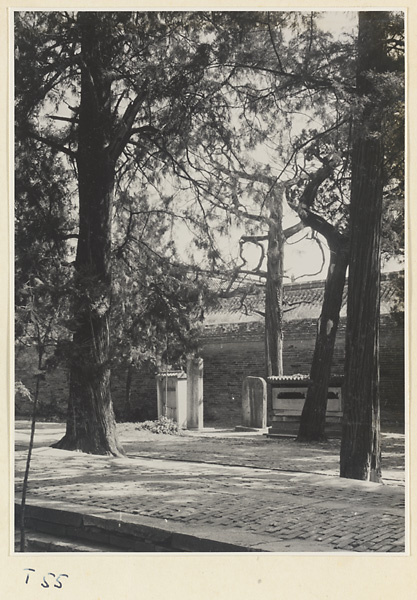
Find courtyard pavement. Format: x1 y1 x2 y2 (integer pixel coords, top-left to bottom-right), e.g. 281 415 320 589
14 421 406 553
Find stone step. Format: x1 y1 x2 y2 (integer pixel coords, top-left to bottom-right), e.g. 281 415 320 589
15 529 124 553
15 502 257 553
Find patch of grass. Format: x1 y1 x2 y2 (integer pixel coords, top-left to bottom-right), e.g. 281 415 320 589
135 416 183 435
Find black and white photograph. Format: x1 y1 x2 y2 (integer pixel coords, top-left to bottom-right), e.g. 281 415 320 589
12 7 407 567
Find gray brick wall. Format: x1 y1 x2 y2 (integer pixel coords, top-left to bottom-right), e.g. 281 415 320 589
15 314 404 426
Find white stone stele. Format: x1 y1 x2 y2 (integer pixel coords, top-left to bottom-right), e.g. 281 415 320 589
156 360 204 430
241 376 267 429
156 371 188 429
186 356 204 430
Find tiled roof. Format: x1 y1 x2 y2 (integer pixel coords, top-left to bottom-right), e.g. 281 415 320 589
203 271 404 326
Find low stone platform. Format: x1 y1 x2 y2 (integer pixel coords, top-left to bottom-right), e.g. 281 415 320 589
235 426 268 433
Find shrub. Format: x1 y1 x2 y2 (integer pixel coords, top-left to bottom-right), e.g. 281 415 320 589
135 416 182 435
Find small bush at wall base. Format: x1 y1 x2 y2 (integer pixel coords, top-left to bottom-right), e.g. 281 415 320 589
135 417 182 435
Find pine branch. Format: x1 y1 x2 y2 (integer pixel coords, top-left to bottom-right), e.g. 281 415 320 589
284 221 306 240
239 236 265 273
226 60 356 95
109 84 150 161
240 234 268 243
26 130 76 159
46 114 78 124
286 160 347 250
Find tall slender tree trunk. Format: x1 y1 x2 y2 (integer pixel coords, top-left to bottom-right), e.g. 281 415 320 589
297 240 349 442
285 160 347 442
340 12 389 481
20 369 41 552
124 364 134 415
53 13 123 455
265 192 284 377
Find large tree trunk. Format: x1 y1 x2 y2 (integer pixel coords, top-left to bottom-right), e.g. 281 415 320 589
340 12 389 481
265 194 284 377
297 241 349 442
53 13 123 455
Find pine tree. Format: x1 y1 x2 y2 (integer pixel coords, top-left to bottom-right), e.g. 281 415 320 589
15 11 232 454
340 11 404 480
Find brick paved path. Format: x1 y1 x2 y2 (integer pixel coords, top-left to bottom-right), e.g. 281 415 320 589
15 423 406 553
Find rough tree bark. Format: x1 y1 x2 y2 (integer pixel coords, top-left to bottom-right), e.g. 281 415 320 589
340 11 389 481
265 190 285 377
53 13 123 455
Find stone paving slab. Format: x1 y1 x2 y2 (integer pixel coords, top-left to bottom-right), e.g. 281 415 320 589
15 423 406 554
